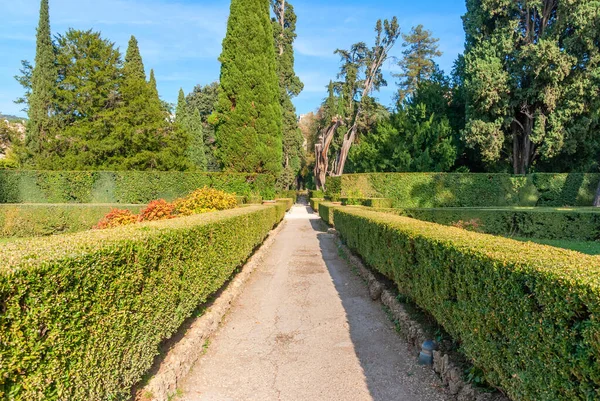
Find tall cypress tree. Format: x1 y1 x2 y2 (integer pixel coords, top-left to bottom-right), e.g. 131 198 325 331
176 88 206 171
272 0 304 190
216 0 282 175
27 0 57 159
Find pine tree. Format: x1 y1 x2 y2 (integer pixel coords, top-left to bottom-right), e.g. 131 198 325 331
216 0 282 175
174 89 206 171
272 0 304 190
116 35 171 169
395 25 442 103
27 0 58 160
186 82 220 171
463 0 600 174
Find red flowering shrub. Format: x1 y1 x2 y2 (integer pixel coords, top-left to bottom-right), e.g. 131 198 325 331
94 209 139 230
451 219 482 232
138 199 175 222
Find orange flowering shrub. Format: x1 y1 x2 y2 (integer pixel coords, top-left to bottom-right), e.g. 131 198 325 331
451 219 482 232
174 187 238 216
138 199 175 222
94 209 138 230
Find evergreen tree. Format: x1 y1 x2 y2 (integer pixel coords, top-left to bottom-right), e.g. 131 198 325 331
187 82 220 171
395 25 442 103
216 0 282 175
27 0 58 162
272 0 304 190
463 0 600 174
175 88 206 170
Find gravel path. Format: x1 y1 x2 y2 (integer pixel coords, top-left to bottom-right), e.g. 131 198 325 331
179 204 448 401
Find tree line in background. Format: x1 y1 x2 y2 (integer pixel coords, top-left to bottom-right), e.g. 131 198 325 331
307 0 600 189
10 0 305 190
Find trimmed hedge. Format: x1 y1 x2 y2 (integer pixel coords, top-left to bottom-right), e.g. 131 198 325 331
0 202 288 400
0 204 144 238
309 198 324 212
318 202 340 226
385 207 600 241
333 207 600 400
341 197 393 208
0 170 276 204
309 190 324 199
340 173 600 207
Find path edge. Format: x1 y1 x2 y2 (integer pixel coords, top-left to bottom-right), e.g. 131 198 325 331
136 218 288 401
331 229 510 401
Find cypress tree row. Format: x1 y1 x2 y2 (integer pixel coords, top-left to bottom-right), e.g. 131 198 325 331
272 0 305 190
27 0 57 161
216 0 282 175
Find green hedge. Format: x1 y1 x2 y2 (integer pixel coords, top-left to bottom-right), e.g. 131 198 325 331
0 170 276 204
318 202 340 226
309 198 324 212
333 207 600 400
341 198 393 208
0 204 144 238
384 207 600 241
325 176 342 201
309 190 324 199
0 202 288 400
340 173 600 207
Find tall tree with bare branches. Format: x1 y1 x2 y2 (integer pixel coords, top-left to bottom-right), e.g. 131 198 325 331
313 17 400 189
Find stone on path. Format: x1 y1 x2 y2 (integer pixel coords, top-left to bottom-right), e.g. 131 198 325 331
179 204 448 401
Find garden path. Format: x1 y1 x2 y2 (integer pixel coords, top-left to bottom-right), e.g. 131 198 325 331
179 203 448 401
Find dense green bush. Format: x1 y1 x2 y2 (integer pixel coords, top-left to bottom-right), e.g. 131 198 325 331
0 170 276 204
385 207 600 241
309 198 324 212
0 204 143 238
325 176 342 201
309 190 324 199
340 173 600 207
333 207 600 401
0 202 288 400
318 202 340 226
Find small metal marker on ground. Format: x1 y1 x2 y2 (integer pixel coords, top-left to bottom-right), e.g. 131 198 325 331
418 340 438 365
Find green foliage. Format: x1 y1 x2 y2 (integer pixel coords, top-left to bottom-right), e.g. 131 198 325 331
186 82 220 171
176 89 207 171
26 0 58 162
0 171 276 203
216 0 282 175
340 173 600 208
348 102 457 173
333 207 600 400
390 207 600 241
324 176 342 201
462 0 600 174
309 197 324 212
0 204 143 238
272 0 304 190
308 190 324 199
0 204 287 400
394 24 442 103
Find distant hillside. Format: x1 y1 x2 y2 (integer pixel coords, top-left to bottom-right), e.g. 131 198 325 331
0 114 27 123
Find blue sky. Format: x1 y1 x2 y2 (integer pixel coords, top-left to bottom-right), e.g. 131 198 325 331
0 0 466 118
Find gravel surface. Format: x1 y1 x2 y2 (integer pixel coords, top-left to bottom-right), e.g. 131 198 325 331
179 204 449 401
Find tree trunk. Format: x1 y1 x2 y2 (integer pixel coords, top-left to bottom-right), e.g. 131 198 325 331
314 118 342 190
512 113 535 175
594 180 600 207
333 124 358 176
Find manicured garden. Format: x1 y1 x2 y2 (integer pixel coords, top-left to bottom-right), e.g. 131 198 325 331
0 170 295 399
313 172 600 400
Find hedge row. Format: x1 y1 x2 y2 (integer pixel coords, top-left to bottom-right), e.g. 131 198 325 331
341 197 393 208
337 173 600 207
310 198 324 212
318 202 338 226
0 170 276 204
332 207 600 400
0 204 144 238
383 207 600 241
0 201 290 400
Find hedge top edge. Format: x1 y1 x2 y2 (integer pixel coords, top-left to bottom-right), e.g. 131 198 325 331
335 207 600 289
1 204 282 272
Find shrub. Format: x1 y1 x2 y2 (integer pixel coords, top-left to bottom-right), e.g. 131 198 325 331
94 208 138 229
0 171 277 204
325 176 342 201
0 202 288 400
138 199 175 222
332 207 600 400
173 187 238 216
0 204 144 238
340 173 600 207
309 190 324 199
384 207 600 241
